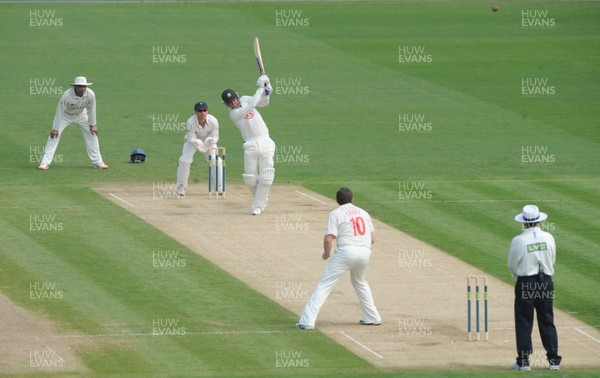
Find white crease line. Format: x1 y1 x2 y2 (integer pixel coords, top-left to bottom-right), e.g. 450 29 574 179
340 331 383 359
294 190 327 205
574 327 600 344
109 193 135 208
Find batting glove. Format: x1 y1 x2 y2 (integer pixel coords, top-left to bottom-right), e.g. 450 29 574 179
257 75 270 87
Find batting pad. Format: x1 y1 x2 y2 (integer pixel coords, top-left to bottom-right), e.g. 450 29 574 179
243 173 258 195
253 168 275 210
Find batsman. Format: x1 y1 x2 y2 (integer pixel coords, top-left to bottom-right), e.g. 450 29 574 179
222 75 274 215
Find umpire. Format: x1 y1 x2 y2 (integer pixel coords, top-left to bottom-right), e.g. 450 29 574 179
508 205 561 371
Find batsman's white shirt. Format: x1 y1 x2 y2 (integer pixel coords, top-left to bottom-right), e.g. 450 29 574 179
54 87 96 127
184 114 219 145
508 227 556 280
229 87 270 141
326 203 374 249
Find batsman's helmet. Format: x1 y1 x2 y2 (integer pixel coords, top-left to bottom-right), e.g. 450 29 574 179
221 89 238 104
130 149 146 163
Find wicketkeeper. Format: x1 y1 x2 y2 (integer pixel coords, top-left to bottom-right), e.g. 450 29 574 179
222 75 275 215
176 101 221 197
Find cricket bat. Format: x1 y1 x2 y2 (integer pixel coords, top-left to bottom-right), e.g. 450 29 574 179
253 37 270 94
253 37 266 75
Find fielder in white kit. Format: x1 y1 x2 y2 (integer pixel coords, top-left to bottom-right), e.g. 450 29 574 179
296 187 381 330
221 75 275 215
176 101 221 197
38 76 108 170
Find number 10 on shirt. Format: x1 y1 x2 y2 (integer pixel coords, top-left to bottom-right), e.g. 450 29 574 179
350 217 366 236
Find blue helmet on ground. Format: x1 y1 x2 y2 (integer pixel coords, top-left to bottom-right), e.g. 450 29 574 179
130 149 146 163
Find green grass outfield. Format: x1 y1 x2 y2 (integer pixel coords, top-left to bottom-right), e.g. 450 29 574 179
0 0 599 376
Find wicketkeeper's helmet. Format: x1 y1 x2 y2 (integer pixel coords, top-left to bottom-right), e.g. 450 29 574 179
221 89 238 104
130 149 146 163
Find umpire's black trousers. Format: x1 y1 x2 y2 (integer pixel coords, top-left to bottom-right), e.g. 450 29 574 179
514 275 561 365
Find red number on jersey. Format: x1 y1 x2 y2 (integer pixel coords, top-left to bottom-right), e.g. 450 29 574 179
350 216 366 236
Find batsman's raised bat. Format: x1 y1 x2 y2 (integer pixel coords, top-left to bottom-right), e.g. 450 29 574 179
254 37 265 75
253 37 270 95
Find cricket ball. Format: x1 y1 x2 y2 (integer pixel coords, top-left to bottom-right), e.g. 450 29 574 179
492 5 499 12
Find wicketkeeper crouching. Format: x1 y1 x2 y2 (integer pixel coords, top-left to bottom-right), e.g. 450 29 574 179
176 101 221 197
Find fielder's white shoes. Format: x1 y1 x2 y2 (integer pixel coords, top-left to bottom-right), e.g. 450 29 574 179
359 320 381 326
177 185 186 198
295 323 314 330
94 162 109 169
38 164 49 170
252 208 262 216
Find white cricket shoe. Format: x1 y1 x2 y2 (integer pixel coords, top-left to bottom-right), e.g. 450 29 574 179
295 323 314 330
38 164 49 170
177 184 186 198
94 162 109 169
252 208 262 216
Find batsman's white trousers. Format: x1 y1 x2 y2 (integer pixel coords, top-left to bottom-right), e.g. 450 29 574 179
242 136 275 177
41 116 104 166
299 246 381 328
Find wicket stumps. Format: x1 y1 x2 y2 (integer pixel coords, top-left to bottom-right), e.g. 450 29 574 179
208 146 226 198
467 276 489 341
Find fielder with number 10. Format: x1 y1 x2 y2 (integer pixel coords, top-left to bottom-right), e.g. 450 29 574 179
296 187 382 330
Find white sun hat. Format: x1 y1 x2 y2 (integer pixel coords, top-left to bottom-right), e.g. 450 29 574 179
514 204 548 223
71 76 93 86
